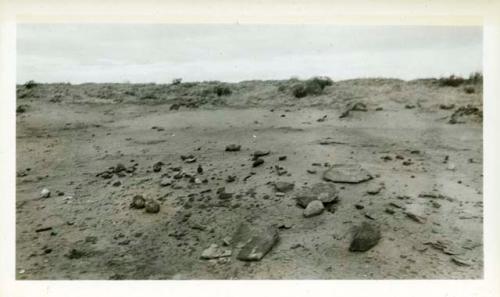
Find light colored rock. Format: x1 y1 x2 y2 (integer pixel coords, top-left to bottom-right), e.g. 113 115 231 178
40 188 51 198
201 244 232 259
303 200 324 217
323 164 372 184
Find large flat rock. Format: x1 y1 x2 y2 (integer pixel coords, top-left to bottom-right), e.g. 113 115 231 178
322 164 372 184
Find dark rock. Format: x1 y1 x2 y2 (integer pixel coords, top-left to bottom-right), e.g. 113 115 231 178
225 144 241 152
253 150 270 159
112 180 121 187
405 211 426 224
278 156 287 161
130 195 146 209
145 200 160 213
323 164 372 184
252 158 264 167
226 175 236 183
66 248 86 259
273 181 294 193
385 208 395 214
85 236 98 244
197 165 203 174
355 204 364 210
152 161 164 172
349 222 381 252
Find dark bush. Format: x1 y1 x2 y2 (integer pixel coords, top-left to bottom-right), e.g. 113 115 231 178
464 86 475 94
24 80 38 89
438 75 465 87
468 72 483 83
291 76 333 98
172 78 182 85
213 84 231 96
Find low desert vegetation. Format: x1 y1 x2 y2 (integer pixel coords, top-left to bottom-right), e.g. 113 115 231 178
291 76 333 98
438 72 483 88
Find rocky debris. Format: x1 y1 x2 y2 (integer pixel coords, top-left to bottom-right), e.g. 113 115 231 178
340 102 367 118
200 243 232 259
225 144 241 152
424 240 464 255
145 200 160 213
449 104 482 124
405 211 427 224
226 175 236 183
307 169 317 174
130 195 146 209
197 165 203 174
451 256 472 267
252 158 264 167
303 200 324 217
235 224 280 261
97 163 137 179
274 165 288 176
405 104 416 109
152 161 164 172
294 182 339 208
273 181 294 193
322 164 372 184
418 192 453 201
40 188 51 198
349 222 381 252
278 156 287 161
181 155 197 163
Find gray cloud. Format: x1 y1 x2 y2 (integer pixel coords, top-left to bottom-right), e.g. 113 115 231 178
17 24 482 83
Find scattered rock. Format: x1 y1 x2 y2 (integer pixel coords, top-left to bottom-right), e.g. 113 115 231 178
303 200 324 217
340 102 367 118
252 158 264 167
226 175 236 183
197 165 203 174
385 208 395 215
278 155 287 161
355 204 364 210
130 195 146 209
366 185 383 195
145 200 160 213
440 103 455 110
349 222 381 252
66 249 86 259
225 144 241 152
112 180 121 187
307 169 317 174
273 181 294 193
322 164 372 184
200 243 232 259
40 188 51 198
85 236 98 244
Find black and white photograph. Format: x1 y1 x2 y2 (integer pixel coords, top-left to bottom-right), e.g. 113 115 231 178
13 24 484 280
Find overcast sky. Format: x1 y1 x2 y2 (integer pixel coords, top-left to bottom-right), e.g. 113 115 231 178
17 24 482 84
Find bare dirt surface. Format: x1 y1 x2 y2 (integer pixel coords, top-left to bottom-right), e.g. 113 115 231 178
16 78 483 279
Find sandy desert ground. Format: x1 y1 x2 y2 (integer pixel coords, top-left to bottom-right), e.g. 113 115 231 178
15 77 483 279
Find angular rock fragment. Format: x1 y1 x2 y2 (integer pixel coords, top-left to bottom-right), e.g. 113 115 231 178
253 150 270 159
405 211 427 224
322 164 372 184
303 200 324 217
152 161 164 172
200 244 232 259
273 181 294 193
349 222 381 252
236 225 279 261
294 182 339 208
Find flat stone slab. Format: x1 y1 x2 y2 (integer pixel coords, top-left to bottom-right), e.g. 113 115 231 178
349 222 381 252
233 223 279 261
322 164 372 184
294 182 339 208
200 244 232 259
